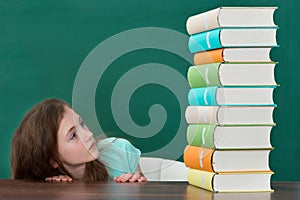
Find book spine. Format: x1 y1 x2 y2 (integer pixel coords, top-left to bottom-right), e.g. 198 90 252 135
184 145 214 171
185 106 219 124
187 63 221 88
189 87 276 106
186 8 220 35
194 48 224 65
187 168 215 192
188 29 222 53
188 87 219 106
187 124 216 148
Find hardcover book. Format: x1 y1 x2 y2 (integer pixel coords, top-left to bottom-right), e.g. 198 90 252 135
193 48 274 65
187 124 273 149
187 62 277 88
186 7 277 35
187 169 273 192
184 145 271 172
185 106 275 125
188 86 276 106
188 28 278 53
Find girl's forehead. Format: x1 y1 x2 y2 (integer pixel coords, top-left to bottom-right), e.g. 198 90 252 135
64 107 79 120
58 108 80 138
59 107 79 130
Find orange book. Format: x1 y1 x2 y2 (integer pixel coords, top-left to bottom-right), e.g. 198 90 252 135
183 145 271 173
193 48 273 65
194 49 224 65
184 145 214 172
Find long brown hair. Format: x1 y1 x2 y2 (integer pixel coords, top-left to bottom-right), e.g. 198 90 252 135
11 98 108 181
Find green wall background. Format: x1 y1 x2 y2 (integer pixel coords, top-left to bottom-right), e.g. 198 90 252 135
1 0 299 181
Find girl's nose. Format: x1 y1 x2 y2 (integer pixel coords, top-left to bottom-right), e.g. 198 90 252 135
80 128 93 141
85 131 93 141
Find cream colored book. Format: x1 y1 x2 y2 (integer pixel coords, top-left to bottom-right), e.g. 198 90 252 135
185 106 275 125
187 168 274 192
186 7 277 35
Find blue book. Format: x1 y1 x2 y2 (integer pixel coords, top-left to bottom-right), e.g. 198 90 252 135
188 28 278 53
188 86 276 106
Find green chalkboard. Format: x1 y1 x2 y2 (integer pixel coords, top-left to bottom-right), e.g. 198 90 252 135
1 0 299 181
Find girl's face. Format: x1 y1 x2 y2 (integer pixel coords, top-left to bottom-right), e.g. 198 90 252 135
56 107 99 169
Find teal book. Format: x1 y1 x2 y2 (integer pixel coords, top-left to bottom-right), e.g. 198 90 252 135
187 62 277 88
188 86 276 106
188 28 278 53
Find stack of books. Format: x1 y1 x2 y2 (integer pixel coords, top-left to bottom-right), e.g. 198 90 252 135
183 7 278 193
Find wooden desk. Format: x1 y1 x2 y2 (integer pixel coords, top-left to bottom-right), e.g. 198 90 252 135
0 180 299 200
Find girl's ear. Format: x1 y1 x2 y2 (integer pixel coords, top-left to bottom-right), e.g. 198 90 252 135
50 159 59 168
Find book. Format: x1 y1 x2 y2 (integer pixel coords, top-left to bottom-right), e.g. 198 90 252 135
187 62 277 88
188 28 278 53
187 124 273 149
193 48 273 65
186 7 277 35
188 86 276 106
184 145 271 172
186 184 272 200
187 168 273 192
185 106 275 125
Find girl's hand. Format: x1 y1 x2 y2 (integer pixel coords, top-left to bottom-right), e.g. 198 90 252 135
114 172 147 183
45 175 73 182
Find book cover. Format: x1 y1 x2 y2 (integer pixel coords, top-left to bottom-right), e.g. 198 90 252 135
188 86 276 106
187 62 277 88
187 168 274 192
193 48 273 65
187 124 273 149
184 145 272 172
186 7 277 35
188 28 278 53
185 106 275 125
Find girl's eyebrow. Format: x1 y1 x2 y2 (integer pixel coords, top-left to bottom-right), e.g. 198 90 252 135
65 115 82 138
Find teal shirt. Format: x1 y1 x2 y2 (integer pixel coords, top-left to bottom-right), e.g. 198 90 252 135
97 137 141 180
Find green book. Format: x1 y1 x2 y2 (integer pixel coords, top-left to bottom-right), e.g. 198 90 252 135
187 124 274 149
187 62 277 88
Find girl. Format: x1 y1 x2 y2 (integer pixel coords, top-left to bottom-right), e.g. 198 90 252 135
11 98 147 182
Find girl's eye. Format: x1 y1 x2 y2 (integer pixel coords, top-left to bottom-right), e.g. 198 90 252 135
70 132 77 140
